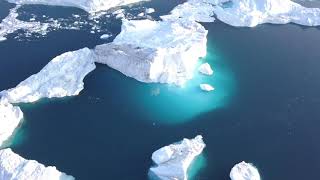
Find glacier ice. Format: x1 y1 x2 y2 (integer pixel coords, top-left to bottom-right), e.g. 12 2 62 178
0 148 74 180
7 0 148 13
149 135 206 180
230 161 261 180
0 99 23 147
100 18 208 86
213 0 320 27
200 84 215 92
198 63 214 76
0 48 96 103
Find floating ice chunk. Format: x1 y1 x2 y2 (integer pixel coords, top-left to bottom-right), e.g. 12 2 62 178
7 0 148 13
198 63 213 75
0 148 74 180
213 0 320 27
0 5 52 42
230 161 261 180
0 48 96 103
200 84 214 91
109 18 207 86
0 99 23 147
100 34 111 40
149 135 206 180
137 12 145 17
145 8 155 14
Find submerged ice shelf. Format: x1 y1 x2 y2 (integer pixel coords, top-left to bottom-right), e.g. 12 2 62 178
0 48 96 103
0 148 74 180
149 135 206 180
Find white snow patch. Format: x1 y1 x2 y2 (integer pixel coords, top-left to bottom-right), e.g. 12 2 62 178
0 148 74 180
0 48 96 103
230 161 261 180
149 135 206 180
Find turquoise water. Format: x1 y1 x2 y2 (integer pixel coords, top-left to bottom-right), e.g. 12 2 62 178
1 0 320 180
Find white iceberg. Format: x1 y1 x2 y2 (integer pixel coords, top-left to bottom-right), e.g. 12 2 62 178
213 0 320 27
0 148 74 180
145 8 155 14
230 161 261 180
0 99 23 147
149 135 206 180
101 18 207 86
200 84 214 92
0 48 96 103
7 0 148 13
0 5 52 42
100 34 111 40
198 63 213 75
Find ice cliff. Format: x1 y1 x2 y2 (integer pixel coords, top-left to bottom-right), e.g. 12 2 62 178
230 161 261 180
213 0 320 27
149 135 206 180
94 18 207 86
0 99 23 147
0 48 96 103
0 148 74 180
7 0 147 13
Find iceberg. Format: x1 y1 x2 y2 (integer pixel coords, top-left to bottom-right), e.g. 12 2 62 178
149 135 206 180
0 48 96 103
0 148 74 180
0 99 23 147
198 63 213 76
213 0 320 27
7 0 148 13
100 34 111 40
96 18 207 86
145 8 155 14
230 161 261 180
200 84 214 92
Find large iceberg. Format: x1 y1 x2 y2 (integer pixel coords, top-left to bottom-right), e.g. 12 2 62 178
0 148 74 180
0 99 23 147
213 0 320 27
0 48 96 103
7 0 147 13
230 161 261 180
95 18 207 86
149 135 206 180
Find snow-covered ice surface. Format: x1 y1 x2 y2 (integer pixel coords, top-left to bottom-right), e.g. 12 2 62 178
108 19 207 86
149 135 206 180
0 48 96 103
230 161 261 180
198 63 213 76
7 0 148 13
213 0 320 27
0 148 74 180
200 84 214 92
0 99 23 147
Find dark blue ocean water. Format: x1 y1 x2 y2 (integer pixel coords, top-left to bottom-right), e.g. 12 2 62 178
1 0 320 179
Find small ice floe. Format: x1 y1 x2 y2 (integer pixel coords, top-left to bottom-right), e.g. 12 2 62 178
100 34 111 40
146 8 155 14
0 37 7 42
230 161 261 180
198 63 213 75
137 12 145 17
200 84 214 92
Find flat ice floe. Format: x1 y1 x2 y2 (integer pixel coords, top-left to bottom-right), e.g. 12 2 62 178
0 48 96 103
213 0 320 27
198 63 214 76
100 18 207 86
149 135 206 180
200 84 214 91
230 161 261 180
0 99 23 147
7 0 147 13
0 148 74 180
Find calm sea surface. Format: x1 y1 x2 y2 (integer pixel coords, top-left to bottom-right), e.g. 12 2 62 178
1 0 320 179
